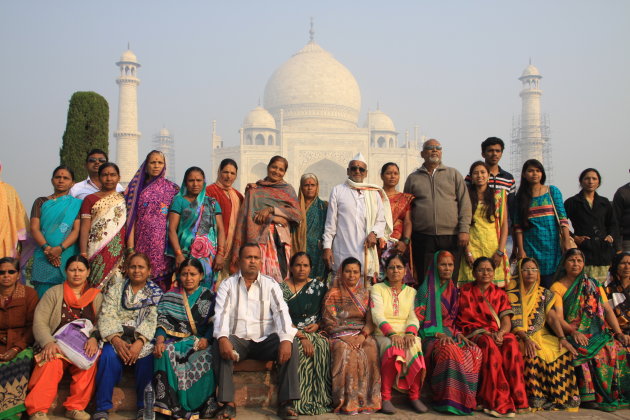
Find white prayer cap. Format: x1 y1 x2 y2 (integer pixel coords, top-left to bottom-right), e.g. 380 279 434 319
350 152 367 165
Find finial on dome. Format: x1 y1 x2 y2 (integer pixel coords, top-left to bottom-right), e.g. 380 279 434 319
376 100 380 111
529 57 532 65
128 41 130 50
309 17 314 42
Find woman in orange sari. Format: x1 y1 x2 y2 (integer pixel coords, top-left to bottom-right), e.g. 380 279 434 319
380 163 415 285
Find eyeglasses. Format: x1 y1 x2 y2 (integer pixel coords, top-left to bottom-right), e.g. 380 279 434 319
522 268 539 273
87 157 107 163
0 270 17 275
349 166 367 173
423 145 442 151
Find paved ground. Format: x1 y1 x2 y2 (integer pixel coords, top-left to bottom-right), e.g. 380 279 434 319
48 407 630 420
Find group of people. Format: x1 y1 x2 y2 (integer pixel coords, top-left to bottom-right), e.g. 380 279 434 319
0 135 629 420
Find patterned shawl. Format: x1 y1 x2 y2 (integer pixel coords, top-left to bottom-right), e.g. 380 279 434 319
322 269 370 339
388 192 414 240
206 182 243 258
157 285 215 339
280 278 327 329
415 252 458 338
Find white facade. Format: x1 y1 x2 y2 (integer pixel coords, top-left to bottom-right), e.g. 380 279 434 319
212 34 422 198
153 127 176 182
114 49 141 185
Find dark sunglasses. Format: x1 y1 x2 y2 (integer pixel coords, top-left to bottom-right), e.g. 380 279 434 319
423 145 442 151
87 157 107 163
349 166 367 173
0 270 17 275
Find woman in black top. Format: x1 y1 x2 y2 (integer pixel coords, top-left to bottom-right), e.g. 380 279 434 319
564 168 618 283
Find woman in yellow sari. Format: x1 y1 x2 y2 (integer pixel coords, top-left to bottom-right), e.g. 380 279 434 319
0 162 28 259
507 258 580 412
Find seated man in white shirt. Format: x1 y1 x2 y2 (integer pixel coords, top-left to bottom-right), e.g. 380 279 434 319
69 148 124 199
213 243 300 420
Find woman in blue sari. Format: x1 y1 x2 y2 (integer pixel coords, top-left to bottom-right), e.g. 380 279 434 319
152 258 217 419
29 166 81 297
294 174 328 280
167 167 226 289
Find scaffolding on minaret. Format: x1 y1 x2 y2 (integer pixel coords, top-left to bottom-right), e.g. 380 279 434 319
511 113 553 184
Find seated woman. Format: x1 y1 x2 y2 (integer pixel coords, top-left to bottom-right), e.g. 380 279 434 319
79 163 126 290
25 255 102 420
0 257 39 420
280 252 331 415
94 253 163 420
152 258 216 419
29 165 81 297
371 254 426 415
415 251 482 415
604 252 630 335
322 257 381 415
457 257 529 417
551 248 630 411
168 167 225 289
507 258 580 412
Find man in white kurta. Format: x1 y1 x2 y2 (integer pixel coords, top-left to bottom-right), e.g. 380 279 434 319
322 154 392 279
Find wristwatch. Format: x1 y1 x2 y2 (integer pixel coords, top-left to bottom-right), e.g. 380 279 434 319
495 249 505 257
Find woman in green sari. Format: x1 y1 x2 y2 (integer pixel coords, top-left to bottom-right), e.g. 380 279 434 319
551 248 630 411
280 252 331 415
294 174 328 280
153 258 216 419
29 166 81 297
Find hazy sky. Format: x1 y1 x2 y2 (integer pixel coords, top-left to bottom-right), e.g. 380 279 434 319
1 1 629 208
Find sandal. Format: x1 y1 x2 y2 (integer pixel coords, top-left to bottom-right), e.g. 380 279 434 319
277 402 298 420
213 404 236 420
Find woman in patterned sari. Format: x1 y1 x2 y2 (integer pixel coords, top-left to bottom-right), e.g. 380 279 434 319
379 163 415 285
605 252 630 335
79 163 126 290
321 257 381 415
280 252 331 415
551 248 630 411
507 258 580 412
372 254 426 415
457 257 529 417
29 166 81 297
205 159 243 286
168 167 225 290
415 251 482 415
293 173 327 280
459 161 509 288
152 258 216 419
124 151 179 291
232 156 302 283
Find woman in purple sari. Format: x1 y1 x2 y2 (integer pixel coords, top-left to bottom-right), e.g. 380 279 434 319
124 151 179 291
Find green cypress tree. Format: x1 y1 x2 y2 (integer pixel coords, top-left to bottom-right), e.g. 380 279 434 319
59 91 110 180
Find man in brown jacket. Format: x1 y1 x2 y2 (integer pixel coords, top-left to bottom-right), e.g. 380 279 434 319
403 138 471 283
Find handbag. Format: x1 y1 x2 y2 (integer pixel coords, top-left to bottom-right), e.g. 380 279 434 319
548 187 577 250
53 318 101 369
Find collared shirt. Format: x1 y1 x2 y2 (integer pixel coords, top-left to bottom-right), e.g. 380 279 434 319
213 271 297 343
70 178 124 200
465 166 515 195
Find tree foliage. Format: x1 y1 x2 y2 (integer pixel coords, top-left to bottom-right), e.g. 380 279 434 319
59 91 109 180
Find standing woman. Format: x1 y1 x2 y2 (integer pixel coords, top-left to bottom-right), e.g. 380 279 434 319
564 168 618 284
507 258 580 412
124 151 179 291
380 163 415 285
233 156 302 282
294 173 328 280
0 257 39 420
415 251 482 415
458 161 509 288
514 159 573 288
551 249 630 411
604 252 630 335
321 257 381 415
0 162 29 259
152 258 217 419
457 257 529 417
29 166 81 297
205 159 243 285
371 254 427 415
167 166 225 289
280 252 331 415
79 163 126 290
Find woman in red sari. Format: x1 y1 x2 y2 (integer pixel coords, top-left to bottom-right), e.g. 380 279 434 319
232 156 302 282
379 163 415 285
457 257 529 417
205 159 243 285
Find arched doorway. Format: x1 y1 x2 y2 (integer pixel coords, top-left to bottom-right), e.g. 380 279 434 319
304 159 347 199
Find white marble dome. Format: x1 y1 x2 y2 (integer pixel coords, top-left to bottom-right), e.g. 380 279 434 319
263 41 361 129
243 106 276 129
364 110 396 132
117 49 139 65
520 64 541 78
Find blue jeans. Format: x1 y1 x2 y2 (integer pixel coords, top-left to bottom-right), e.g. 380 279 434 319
95 343 154 411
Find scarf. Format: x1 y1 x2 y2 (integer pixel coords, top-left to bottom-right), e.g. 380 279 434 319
63 281 101 309
415 252 457 338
